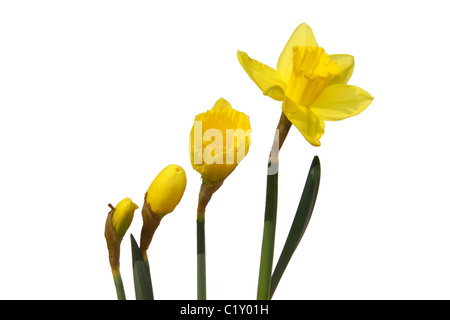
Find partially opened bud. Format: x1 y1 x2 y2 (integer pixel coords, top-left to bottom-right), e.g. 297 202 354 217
189 98 251 183
189 98 251 219
189 99 251 299
145 164 187 219
112 197 139 237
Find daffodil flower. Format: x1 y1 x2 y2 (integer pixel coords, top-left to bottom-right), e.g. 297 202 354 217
238 23 373 146
189 98 251 182
189 98 251 300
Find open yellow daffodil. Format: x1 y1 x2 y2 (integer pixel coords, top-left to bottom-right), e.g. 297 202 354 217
238 23 373 146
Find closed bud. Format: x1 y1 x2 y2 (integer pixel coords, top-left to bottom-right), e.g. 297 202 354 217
145 164 187 219
140 164 187 258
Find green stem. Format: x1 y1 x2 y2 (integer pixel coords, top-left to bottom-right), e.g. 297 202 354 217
256 112 290 300
197 215 206 300
195 180 222 300
112 270 126 300
257 158 279 300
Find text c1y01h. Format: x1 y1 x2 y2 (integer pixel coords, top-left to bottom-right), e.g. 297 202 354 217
180 304 269 317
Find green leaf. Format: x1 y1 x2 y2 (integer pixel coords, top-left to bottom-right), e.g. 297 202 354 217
133 261 153 300
130 234 154 300
270 156 321 299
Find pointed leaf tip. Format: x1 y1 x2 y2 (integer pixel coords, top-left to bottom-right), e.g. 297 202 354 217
130 233 145 268
312 155 320 167
130 233 154 300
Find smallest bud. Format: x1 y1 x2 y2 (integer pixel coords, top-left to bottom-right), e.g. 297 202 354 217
105 197 138 272
112 197 139 237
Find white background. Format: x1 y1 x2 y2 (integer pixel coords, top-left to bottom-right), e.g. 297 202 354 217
1 0 449 300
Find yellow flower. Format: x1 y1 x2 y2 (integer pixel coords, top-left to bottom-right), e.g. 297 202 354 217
112 197 138 237
189 98 251 182
238 23 373 146
145 164 187 219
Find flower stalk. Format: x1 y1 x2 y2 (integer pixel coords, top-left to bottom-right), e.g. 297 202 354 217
138 202 159 300
257 164 278 300
139 199 161 261
196 217 206 300
112 269 126 300
196 179 223 300
257 112 291 300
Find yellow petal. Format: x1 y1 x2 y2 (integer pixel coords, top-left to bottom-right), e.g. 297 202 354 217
195 161 238 182
310 84 374 121
277 23 318 83
326 54 354 86
237 51 286 101
282 97 324 147
211 97 232 110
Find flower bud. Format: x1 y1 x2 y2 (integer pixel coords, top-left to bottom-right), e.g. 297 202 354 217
145 164 187 219
105 197 138 272
189 98 251 182
112 197 139 237
139 165 187 258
